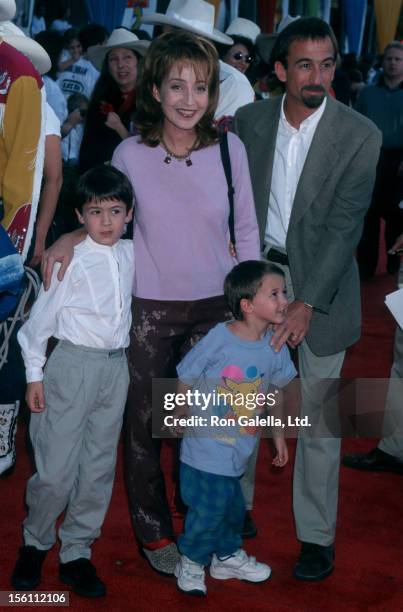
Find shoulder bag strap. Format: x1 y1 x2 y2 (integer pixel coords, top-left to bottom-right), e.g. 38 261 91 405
219 132 236 246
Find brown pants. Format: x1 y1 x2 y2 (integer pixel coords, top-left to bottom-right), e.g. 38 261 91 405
125 295 230 545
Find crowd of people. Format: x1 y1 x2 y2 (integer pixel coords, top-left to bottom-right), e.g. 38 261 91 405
1 0 402 602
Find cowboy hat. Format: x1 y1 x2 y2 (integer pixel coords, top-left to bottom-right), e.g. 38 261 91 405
0 21 51 74
278 14 301 33
225 18 260 45
255 33 277 65
0 0 16 22
87 28 150 71
141 0 233 45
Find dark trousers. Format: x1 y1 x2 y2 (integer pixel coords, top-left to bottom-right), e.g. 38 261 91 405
124 295 230 545
357 148 403 277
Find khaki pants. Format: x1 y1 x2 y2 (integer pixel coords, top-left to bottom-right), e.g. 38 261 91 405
24 341 129 563
271 261 345 546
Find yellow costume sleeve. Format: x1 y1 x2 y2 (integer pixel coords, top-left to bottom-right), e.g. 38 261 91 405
1 75 42 256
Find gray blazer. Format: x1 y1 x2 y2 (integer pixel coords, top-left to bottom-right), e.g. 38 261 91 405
235 95 382 356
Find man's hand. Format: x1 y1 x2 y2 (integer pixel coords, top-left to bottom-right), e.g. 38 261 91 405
272 436 288 467
389 233 403 255
270 300 313 352
26 382 45 413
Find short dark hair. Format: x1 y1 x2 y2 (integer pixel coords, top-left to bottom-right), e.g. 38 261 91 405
75 166 134 213
224 260 285 321
383 40 403 56
63 28 80 48
79 24 109 52
35 30 64 80
135 30 219 148
270 17 338 71
67 92 88 114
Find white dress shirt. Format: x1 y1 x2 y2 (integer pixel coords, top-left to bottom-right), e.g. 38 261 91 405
216 60 255 119
18 236 134 382
265 95 327 250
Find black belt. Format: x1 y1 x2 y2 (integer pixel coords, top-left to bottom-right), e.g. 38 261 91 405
265 248 289 266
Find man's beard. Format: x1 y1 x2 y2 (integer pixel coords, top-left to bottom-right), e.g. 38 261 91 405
301 85 326 108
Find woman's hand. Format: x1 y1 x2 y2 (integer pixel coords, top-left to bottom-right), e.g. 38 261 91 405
41 228 86 290
105 112 129 139
228 241 237 258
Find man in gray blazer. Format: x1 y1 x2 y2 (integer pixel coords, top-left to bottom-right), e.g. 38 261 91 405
235 17 381 581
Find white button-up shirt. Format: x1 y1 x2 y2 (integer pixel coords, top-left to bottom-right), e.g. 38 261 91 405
216 60 255 119
18 236 134 382
264 95 327 250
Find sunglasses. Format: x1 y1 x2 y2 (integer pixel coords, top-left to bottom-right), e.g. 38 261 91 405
232 51 253 63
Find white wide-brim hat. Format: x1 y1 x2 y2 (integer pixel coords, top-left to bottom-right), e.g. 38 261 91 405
141 0 233 45
225 18 261 44
0 21 51 74
87 28 150 71
0 0 16 21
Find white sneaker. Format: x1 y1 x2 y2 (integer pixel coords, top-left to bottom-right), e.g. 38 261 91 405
174 555 207 596
210 549 271 583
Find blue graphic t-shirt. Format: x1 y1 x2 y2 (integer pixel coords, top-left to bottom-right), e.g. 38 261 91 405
177 321 297 477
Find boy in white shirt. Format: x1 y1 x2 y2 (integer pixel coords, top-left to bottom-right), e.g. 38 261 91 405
12 166 135 598
56 29 99 99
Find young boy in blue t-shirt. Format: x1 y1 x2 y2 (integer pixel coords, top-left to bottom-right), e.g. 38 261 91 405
174 260 297 596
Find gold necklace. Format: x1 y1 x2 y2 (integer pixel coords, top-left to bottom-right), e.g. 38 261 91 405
160 138 196 167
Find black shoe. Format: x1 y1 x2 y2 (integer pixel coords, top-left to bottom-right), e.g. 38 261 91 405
11 546 47 590
0 463 15 478
358 266 375 281
59 558 106 598
241 511 257 539
293 543 334 581
387 254 400 275
342 447 403 474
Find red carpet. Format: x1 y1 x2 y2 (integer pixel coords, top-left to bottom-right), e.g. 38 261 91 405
1 269 402 611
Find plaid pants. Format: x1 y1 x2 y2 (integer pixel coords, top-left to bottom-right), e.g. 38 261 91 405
178 462 245 566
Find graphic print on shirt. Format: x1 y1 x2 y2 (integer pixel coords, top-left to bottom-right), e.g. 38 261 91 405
215 364 265 438
0 70 10 95
59 65 87 95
